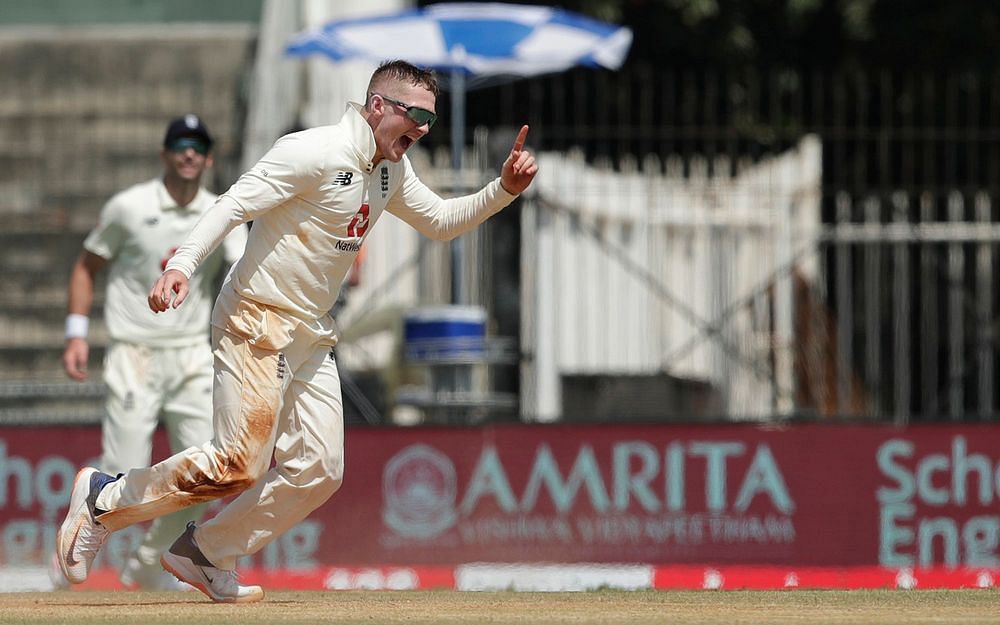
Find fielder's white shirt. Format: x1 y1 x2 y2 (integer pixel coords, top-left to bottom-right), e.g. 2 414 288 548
85 178 248 347
165 103 518 349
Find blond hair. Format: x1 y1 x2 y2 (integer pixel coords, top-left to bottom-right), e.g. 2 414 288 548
366 60 439 105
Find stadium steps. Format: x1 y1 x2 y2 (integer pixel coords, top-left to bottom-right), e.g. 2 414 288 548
0 25 255 425
0 381 106 424
0 230 88 272
0 345 107 379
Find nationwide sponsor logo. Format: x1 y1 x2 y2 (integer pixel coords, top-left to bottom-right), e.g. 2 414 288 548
276 353 286 380
160 246 178 271
346 204 370 238
333 171 354 186
380 167 389 198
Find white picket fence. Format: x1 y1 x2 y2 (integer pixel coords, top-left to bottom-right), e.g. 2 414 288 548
520 137 823 421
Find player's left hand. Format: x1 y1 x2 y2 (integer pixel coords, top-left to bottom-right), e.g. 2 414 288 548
500 125 538 195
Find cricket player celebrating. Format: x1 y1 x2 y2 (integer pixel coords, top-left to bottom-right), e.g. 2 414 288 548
56 60 537 603
58 114 246 590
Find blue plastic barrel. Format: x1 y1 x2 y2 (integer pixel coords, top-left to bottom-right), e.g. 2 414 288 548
403 306 487 363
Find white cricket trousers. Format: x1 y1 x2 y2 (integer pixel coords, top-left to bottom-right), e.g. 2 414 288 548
95 324 345 570
101 341 214 567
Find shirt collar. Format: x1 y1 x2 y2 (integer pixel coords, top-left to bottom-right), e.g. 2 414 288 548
344 102 378 174
156 178 206 212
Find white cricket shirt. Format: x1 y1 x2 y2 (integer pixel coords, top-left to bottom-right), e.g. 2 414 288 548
166 103 518 349
85 178 247 347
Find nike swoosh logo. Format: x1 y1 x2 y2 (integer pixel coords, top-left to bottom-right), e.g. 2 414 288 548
65 525 82 567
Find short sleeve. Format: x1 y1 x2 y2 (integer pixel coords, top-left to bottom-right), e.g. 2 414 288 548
82 197 126 260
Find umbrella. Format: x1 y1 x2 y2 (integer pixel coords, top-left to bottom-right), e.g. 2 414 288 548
286 3 632 80
286 2 632 302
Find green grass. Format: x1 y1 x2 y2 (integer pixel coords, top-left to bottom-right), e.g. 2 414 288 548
0 589 997 625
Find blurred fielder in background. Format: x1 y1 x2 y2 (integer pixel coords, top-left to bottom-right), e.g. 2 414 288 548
56 59 537 603
57 115 247 590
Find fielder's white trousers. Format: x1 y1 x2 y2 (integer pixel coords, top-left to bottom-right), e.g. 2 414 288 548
96 322 344 570
101 341 215 569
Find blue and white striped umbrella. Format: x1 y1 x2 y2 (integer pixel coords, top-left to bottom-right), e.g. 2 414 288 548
285 3 633 82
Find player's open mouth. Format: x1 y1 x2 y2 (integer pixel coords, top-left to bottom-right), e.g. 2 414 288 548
399 136 414 151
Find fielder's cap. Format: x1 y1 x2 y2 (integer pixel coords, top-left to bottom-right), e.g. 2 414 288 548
163 114 214 150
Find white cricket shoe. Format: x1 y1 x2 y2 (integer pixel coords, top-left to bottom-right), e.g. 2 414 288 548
56 467 117 584
160 522 264 603
121 553 194 591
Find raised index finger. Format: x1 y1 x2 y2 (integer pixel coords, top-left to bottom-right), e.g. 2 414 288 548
512 125 529 154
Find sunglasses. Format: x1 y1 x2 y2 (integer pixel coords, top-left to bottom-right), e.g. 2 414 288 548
167 137 210 155
372 93 438 129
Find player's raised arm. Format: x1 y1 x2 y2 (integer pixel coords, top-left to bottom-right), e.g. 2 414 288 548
500 125 538 195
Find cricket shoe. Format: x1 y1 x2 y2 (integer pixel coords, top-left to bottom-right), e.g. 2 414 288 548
121 552 194 592
160 522 264 603
56 467 118 584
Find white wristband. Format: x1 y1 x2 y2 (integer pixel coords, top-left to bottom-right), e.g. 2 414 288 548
65 314 89 340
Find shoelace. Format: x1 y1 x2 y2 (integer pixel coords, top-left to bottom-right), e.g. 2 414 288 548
76 523 110 560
